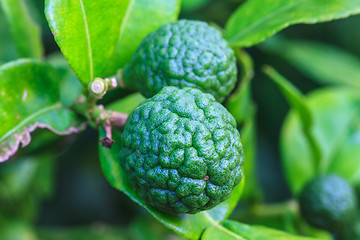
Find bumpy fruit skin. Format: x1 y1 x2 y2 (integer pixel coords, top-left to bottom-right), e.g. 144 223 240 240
123 20 238 102
299 175 357 231
120 87 244 214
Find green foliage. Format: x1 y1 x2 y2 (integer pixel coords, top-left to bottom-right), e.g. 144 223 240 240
1 0 360 239
104 0 181 75
1 0 43 59
263 66 322 173
299 175 357 231
225 0 360 47
45 0 131 85
123 20 237 102
202 220 317 240
0 59 83 162
280 88 360 194
260 36 360 89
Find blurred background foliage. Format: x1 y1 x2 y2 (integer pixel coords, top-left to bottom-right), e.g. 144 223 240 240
1 0 359 239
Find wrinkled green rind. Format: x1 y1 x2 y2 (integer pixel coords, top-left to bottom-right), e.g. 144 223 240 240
281 88 360 194
120 87 244 214
104 0 181 75
202 220 318 240
299 175 357 231
260 37 360 89
123 20 237 102
99 128 245 240
225 0 360 47
1 0 43 58
0 59 84 162
45 0 131 85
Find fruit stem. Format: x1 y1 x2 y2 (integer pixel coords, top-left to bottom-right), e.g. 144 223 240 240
108 69 126 89
71 95 128 130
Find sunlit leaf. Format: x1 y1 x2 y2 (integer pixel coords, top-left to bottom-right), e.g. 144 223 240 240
45 0 131 85
225 0 360 47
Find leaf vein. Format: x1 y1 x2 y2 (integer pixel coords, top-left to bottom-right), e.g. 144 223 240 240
78 0 94 81
0 102 64 143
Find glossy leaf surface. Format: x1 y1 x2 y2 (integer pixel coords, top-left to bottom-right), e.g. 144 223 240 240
45 0 131 85
225 0 360 47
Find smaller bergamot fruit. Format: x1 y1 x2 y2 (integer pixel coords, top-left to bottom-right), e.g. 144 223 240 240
120 86 244 214
122 19 238 102
299 174 357 231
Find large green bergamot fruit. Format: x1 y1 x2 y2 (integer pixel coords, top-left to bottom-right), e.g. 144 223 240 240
122 19 238 102
120 87 244 214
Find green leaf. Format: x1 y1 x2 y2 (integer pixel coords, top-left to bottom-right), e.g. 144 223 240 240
239 116 260 200
202 220 318 240
0 59 84 162
104 0 181 76
0 6 18 63
99 128 245 240
226 48 254 124
106 93 146 114
45 0 131 85
47 53 83 107
281 87 360 194
1 0 43 58
225 48 259 200
259 37 360 89
225 0 360 47
262 66 322 173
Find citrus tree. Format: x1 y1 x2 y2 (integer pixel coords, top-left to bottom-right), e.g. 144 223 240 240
1 0 360 239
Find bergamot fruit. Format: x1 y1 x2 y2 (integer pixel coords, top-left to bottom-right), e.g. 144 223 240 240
299 174 357 231
122 19 237 102
120 87 244 214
